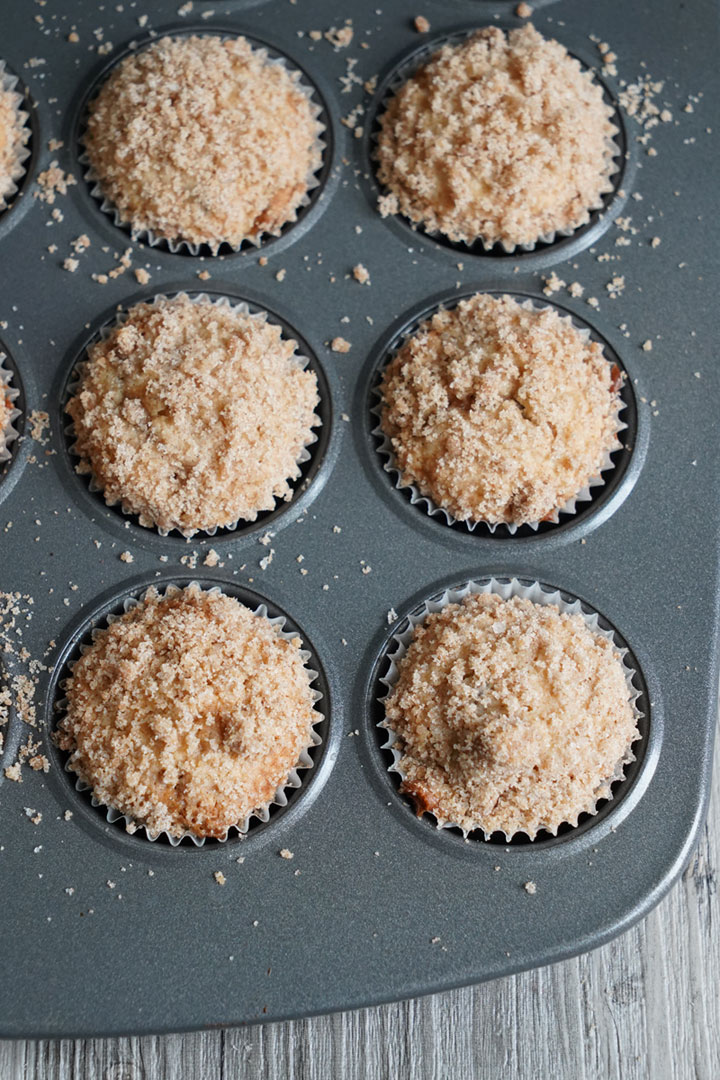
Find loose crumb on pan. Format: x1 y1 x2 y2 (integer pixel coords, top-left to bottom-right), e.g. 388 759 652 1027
84 35 322 251
384 593 638 837
55 585 318 839
516 3 533 17
524 880 537 894
331 336 351 353
380 293 621 526
34 162 77 205
324 25 353 49
352 263 370 285
413 16 430 33
66 295 319 535
214 871 227 886
376 25 616 249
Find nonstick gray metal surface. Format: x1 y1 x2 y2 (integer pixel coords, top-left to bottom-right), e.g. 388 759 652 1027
0 0 717 1039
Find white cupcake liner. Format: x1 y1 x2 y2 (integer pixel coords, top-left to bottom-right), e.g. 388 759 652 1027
64 291 322 537
0 353 22 466
0 60 31 212
79 32 327 256
56 581 325 846
372 29 622 254
379 577 644 842
372 294 627 534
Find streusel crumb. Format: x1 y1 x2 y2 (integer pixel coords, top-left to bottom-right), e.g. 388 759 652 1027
380 293 620 526
376 25 615 248
384 593 638 836
84 35 322 250
66 295 319 535
56 585 318 838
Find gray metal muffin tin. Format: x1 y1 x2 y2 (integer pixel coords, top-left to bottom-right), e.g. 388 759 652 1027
0 0 717 1039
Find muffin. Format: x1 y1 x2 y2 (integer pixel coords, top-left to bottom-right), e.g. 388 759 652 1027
376 24 616 249
65 295 319 535
383 591 639 837
0 362 18 464
84 34 323 251
379 293 621 527
56 585 320 839
0 67 29 210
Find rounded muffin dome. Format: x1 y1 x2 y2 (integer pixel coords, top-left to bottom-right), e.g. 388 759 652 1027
376 24 616 249
84 34 323 250
66 294 320 535
380 293 621 527
384 590 639 838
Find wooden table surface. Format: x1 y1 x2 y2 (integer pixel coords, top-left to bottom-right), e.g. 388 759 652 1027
4 734 718 1080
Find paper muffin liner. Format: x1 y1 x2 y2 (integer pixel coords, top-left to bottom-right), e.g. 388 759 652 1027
55 581 326 846
0 60 32 213
378 577 644 841
371 29 622 255
0 353 22 466
78 32 327 256
372 294 627 535
64 291 322 537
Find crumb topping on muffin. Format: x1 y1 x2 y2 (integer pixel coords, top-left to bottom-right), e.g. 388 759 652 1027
380 293 620 526
57 585 319 839
384 592 638 837
0 78 27 205
66 294 319 535
84 34 322 250
376 24 616 248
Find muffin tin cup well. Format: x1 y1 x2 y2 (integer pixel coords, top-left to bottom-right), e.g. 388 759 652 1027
370 290 633 538
366 25 627 259
76 28 332 257
61 289 331 542
376 576 647 845
0 60 32 215
51 579 328 848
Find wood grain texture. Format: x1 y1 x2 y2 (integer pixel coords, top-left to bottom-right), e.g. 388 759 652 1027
4 737 718 1080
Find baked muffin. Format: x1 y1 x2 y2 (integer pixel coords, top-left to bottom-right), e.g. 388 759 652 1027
0 69 29 209
376 24 616 249
379 293 620 527
56 585 319 839
66 295 319 535
84 34 322 250
384 591 638 837
0 363 17 461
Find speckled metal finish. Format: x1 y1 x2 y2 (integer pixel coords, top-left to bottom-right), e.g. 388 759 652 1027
0 0 716 1039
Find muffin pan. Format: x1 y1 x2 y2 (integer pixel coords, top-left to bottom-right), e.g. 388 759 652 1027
0 0 717 1038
